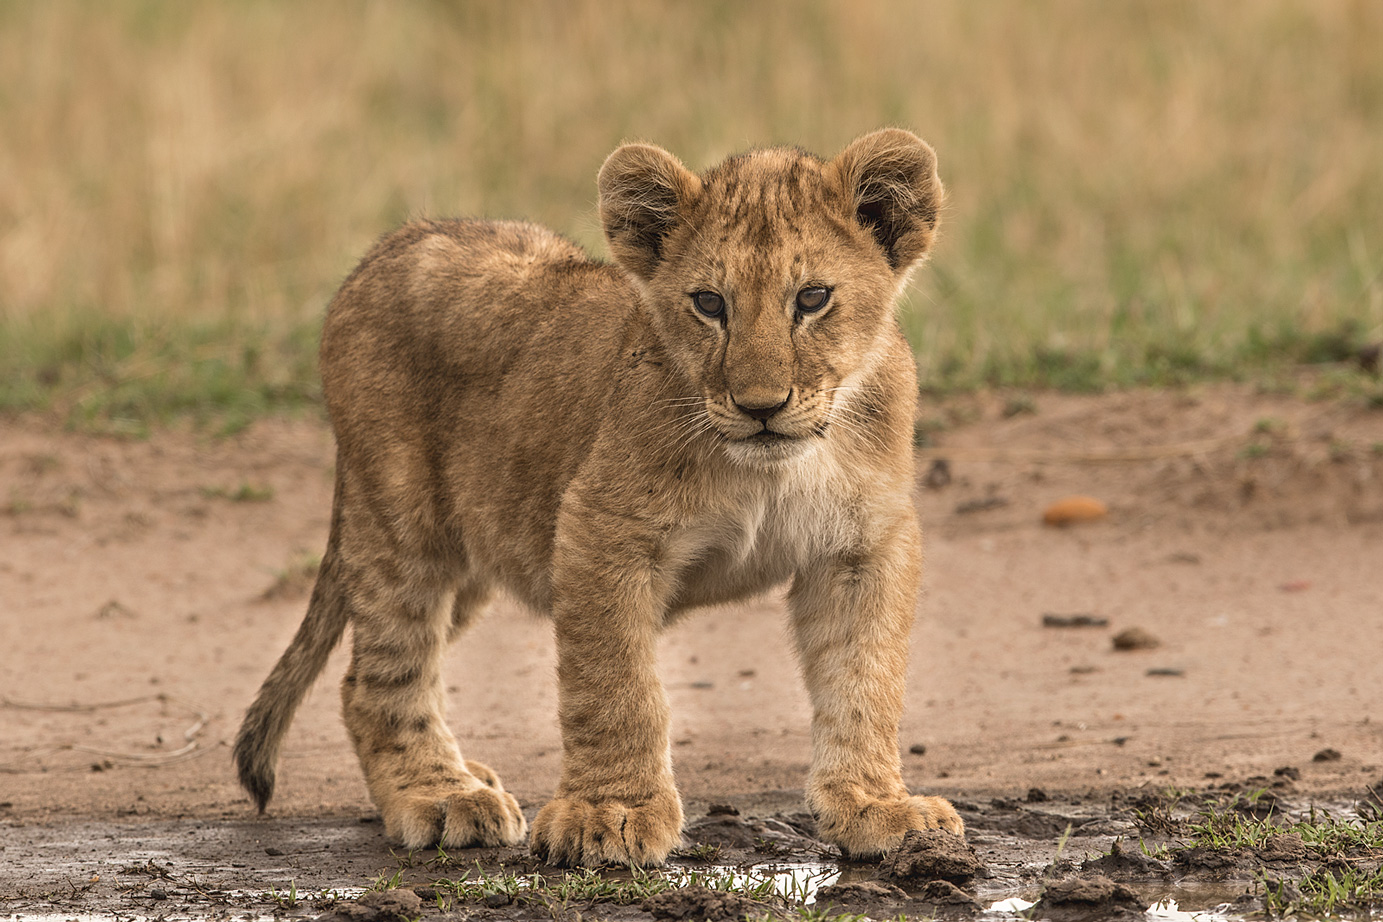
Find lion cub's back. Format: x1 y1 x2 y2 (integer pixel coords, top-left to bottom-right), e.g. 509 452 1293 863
320 219 623 427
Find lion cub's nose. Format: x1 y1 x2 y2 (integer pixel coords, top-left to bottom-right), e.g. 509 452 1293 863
733 392 790 422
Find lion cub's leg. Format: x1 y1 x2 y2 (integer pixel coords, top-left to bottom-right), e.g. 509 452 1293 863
341 570 526 849
528 540 683 867
788 523 963 858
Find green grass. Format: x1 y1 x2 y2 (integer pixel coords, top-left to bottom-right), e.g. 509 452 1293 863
2 2 1381 429
1262 866 1383 918
368 854 858 921
1174 791 1383 856
1180 793 1285 852
0 310 321 434
266 879 299 910
1155 793 1383 916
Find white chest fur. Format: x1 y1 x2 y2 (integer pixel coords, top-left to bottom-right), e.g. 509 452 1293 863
661 443 871 611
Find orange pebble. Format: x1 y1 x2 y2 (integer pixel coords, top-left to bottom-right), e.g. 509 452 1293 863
1042 495 1108 526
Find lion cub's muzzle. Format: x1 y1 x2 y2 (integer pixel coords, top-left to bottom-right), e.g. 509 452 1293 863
705 387 833 461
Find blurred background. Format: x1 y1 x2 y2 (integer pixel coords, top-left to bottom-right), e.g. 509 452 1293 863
1 0 1380 431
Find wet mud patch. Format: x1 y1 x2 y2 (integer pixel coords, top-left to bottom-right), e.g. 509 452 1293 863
879 828 984 884
7 785 1383 921
1031 875 1146 920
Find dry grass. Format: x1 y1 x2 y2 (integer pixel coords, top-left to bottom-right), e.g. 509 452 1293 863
1 1 1381 424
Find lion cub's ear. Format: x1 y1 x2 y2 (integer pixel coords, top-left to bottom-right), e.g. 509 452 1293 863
831 128 944 275
598 143 702 283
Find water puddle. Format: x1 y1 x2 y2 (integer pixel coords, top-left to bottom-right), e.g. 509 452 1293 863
1146 898 1238 921
987 895 1039 913
979 884 1263 920
222 885 368 903
984 895 1238 920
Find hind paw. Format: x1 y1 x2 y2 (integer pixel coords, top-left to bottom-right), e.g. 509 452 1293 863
381 763 527 849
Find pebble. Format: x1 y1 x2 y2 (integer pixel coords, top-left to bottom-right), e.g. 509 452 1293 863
1112 627 1160 651
1042 495 1108 526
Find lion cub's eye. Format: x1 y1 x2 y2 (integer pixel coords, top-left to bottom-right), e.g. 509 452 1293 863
692 291 725 319
795 286 831 314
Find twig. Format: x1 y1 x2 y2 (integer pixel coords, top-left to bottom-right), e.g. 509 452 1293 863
0 692 211 772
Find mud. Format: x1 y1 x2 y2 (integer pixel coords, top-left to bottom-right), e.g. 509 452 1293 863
879 829 983 884
3 385 1383 918
3 788 1379 920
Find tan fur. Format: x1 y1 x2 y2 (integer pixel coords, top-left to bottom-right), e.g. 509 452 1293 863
233 129 962 865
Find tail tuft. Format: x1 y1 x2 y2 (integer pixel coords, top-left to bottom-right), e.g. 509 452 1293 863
233 719 276 813
232 536 349 814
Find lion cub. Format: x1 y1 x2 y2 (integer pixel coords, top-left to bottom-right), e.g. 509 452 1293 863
234 128 962 865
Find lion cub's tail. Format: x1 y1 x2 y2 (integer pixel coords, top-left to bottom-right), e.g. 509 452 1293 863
233 538 349 812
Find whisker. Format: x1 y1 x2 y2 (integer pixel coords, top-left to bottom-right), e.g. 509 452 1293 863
669 416 717 455
829 405 891 452
646 407 705 438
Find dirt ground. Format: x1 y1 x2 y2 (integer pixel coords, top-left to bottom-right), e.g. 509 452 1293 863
2 385 1382 919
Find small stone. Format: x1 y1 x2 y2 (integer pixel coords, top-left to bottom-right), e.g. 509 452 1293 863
955 496 1009 515
95 599 137 619
1274 765 1301 780
1042 496 1108 526
264 846 284 856
1313 748 1343 762
1112 627 1160 651
483 892 512 908
923 458 951 489
1042 613 1109 628
1027 787 1049 803
908 743 927 756
150 889 168 901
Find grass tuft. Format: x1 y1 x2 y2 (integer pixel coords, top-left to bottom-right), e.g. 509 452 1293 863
1261 865 1383 918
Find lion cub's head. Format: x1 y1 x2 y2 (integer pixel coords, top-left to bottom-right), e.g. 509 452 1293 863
598 129 942 466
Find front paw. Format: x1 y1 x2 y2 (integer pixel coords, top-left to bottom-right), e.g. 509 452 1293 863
814 791 963 858
530 790 683 867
